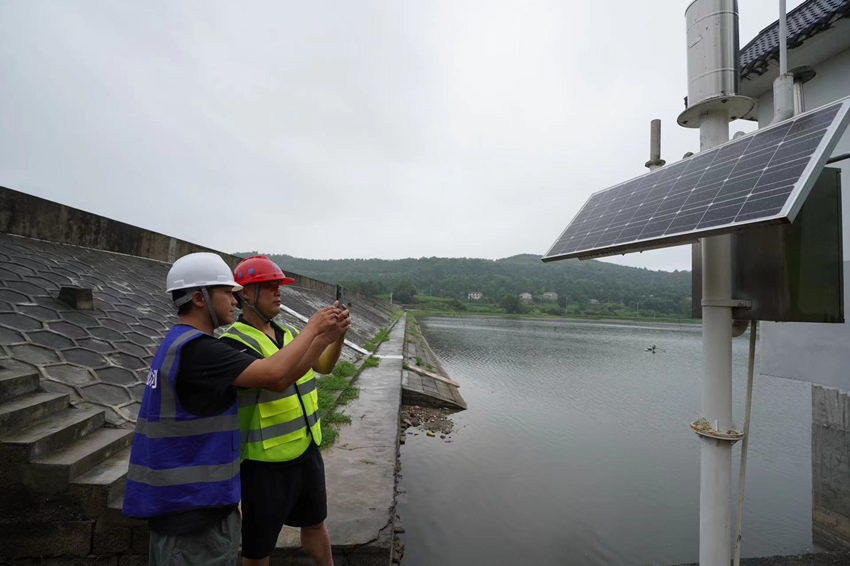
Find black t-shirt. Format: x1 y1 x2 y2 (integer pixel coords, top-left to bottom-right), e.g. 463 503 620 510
148 333 256 535
220 317 318 467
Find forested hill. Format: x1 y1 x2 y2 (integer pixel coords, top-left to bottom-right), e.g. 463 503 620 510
235 252 692 315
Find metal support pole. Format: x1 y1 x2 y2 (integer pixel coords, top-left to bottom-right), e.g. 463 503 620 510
779 0 788 76
699 111 733 566
646 119 666 171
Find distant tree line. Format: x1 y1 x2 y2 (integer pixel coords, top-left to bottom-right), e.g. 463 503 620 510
235 252 693 316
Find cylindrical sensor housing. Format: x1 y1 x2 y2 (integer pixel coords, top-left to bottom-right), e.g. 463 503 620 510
685 0 741 108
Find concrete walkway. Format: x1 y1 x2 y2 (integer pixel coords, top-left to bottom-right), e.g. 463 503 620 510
272 315 406 566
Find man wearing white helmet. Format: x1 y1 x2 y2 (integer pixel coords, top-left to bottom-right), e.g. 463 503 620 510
123 252 348 566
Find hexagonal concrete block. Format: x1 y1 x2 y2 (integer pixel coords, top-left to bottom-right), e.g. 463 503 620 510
119 402 141 421
76 338 114 353
1 263 35 277
9 343 60 364
101 318 131 333
0 266 22 280
39 272 73 287
108 352 147 370
0 312 42 331
125 331 154 346
119 294 145 307
27 330 75 349
107 311 139 325
88 326 123 342
0 289 29 304
18 305 60 322
47 320 89 339
61 311 99 327
12 257 49 271
96 366 137 386
128 383 145 402
83 382 131 406
0 326 24 345
41 379 81 402
114 341 148 357
43 363 97 386
62 347 108 367
29 276 60 290
6 280 49 296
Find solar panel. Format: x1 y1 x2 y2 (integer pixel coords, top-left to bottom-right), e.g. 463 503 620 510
542 97 850 262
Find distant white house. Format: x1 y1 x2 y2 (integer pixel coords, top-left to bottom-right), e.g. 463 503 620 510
589 299 600 305
541 292 558 302
467 291 483 300
519 292 533 303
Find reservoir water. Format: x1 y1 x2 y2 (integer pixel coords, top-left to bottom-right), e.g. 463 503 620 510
397 316 813 565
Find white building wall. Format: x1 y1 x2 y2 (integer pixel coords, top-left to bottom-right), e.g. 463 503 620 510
753 45 850 390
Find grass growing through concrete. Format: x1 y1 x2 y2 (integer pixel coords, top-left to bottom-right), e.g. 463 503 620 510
338 387 360 404
362 356 380 369
317 360 364 448
331 360 357 379
364 328 390 351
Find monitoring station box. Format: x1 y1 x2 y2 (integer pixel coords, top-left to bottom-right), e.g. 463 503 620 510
692 167 844 323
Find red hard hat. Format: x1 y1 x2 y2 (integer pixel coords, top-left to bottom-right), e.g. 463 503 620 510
234 256 296 287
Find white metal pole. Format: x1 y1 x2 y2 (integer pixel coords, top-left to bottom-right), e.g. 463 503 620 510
733 320 758 566
779 0 788 75
699 111 733 566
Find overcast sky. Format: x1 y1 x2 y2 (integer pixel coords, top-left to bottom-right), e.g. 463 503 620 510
0 1 804 271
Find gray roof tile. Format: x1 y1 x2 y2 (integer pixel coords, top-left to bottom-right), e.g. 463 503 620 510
741 0 850 78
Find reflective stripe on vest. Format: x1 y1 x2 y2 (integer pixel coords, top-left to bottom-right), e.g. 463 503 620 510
220 320 322 463
122 325 241 519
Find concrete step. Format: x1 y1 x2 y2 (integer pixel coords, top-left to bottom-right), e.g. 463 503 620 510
0 407 105 460
0 371 39 404
70 445 132 518
101 491 145 527
0 392 69 433
26 428 134 493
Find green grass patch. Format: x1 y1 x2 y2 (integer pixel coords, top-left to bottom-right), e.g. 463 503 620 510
364 328 391 351
316 375 350 392
323 411 351 425
414 355 422 366
317 390 335 415
362 356 380 369
331 360 357 379
338 386 360 404
321 424 339 447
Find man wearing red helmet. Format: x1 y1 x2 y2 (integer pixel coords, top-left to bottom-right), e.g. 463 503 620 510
220 255 349 566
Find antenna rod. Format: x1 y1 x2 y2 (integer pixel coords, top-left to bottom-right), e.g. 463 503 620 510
645 119 666 171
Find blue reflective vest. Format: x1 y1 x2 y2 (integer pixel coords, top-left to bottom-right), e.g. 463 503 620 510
122 325 241 519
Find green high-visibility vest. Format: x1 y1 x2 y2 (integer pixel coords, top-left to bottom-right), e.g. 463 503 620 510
220 321 322 462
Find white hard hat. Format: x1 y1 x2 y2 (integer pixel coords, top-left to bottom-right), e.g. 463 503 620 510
166 253 243 294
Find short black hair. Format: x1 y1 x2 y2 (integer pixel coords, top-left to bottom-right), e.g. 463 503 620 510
172 290 193 316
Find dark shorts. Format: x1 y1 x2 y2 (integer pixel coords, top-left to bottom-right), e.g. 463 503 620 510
240 448 328 559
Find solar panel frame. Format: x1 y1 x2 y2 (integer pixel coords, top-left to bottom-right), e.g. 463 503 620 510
542 96 850 262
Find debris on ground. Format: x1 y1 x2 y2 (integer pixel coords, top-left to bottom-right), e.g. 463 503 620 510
400 405 456 436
